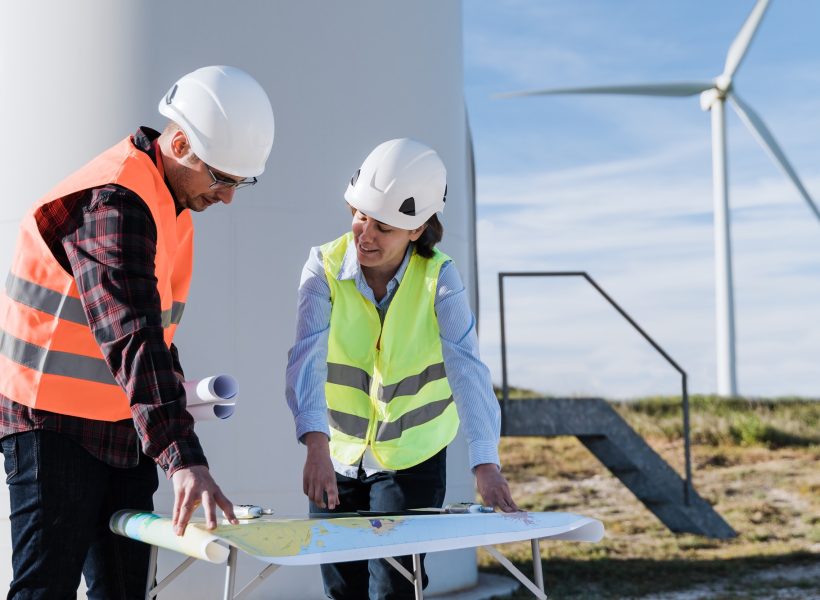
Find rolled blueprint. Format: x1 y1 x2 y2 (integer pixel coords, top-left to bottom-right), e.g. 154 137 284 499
183 375 238 402
109 510 229 563
186 402 236 421
183 375 238 422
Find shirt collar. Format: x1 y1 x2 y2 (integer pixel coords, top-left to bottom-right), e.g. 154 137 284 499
338 237 413 287
132 126 161 158
133 126 183 215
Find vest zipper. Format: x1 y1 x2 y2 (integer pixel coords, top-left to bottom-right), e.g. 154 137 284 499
365 345 381 449
366 304 384 451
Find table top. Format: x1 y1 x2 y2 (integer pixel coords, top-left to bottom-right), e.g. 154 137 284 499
111 510 604 565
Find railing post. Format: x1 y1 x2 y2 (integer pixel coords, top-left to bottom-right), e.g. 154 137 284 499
498 273 509 436
682 374 692 505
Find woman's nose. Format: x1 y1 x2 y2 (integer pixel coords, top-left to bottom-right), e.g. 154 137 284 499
359 219 374 240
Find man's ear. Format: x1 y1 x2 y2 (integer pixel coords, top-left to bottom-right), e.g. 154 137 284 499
169 130 191 159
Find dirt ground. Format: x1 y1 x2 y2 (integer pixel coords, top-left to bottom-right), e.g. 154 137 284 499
482 434 820 599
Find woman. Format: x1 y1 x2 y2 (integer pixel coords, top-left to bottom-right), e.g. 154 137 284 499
286 138 518 599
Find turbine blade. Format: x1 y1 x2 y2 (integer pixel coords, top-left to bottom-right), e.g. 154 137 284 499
729 93 820 221
722 0 771 81
496 82 714 99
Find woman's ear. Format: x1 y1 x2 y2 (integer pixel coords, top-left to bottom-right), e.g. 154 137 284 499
409 223 427 242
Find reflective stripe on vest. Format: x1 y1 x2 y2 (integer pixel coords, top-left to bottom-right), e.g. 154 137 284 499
322 232 460 470
0 136 193 421
327 361 447 403
328 395 454 442
0 329 116 385
5 273 186 328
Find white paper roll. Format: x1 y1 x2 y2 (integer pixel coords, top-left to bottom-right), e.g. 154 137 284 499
183 375 239 422
186 402 236 421
109 510 229 563
183 375 238 403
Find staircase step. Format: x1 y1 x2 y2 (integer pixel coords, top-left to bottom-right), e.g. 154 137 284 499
503 398 737 539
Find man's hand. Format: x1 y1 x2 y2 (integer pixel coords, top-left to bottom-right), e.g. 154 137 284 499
171 465 238 535
302 432 339 510
475 463 519 513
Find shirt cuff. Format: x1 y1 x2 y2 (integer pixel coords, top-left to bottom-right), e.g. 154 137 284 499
156 439 209 478
295 410 331 443
468 440 501 470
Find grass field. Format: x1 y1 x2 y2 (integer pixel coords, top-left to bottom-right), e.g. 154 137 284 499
481 396 819 599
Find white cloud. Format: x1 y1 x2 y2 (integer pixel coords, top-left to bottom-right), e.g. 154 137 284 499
475 149 820 398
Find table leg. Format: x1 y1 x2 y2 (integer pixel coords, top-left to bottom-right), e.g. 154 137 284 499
234 564 280 600
412 554 424 600
531 538 544 593
145 545 158 600
224 546 238 600
483 545 547 600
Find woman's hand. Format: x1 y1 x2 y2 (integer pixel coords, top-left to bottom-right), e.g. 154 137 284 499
302 432 339 510
475 463 519 513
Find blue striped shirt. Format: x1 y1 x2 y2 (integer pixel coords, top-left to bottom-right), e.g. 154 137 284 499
285 238 501 471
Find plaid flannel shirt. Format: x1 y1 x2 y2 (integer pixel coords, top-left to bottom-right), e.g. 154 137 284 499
0 128 206 475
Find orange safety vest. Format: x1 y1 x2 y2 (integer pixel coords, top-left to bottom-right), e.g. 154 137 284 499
0 136 193 421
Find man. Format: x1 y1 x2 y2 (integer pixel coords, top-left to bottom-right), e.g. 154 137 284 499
0 65 275 599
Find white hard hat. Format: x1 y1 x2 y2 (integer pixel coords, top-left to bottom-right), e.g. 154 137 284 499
344 138 447 230
158 65 274 178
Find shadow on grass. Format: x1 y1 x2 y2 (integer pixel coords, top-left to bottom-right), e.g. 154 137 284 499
483 552 818 599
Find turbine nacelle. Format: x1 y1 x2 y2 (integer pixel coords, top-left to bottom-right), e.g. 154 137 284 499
699 88 723 112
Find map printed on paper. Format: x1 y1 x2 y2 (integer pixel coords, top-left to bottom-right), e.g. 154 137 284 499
110 510 604 566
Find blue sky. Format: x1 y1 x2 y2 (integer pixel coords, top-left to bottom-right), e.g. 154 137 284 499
463 1 820 398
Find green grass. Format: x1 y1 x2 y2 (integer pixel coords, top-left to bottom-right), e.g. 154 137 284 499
613 395 820 449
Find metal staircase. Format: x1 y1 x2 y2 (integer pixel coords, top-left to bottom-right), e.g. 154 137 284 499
503 397 736 538
497 271 737 539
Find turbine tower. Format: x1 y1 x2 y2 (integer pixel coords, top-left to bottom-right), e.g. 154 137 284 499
500 0 819 396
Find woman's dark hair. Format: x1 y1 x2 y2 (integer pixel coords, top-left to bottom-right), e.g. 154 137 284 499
348 203 443 258
414 213 443 258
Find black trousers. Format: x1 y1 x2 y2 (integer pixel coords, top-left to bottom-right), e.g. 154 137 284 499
310 448 447 600
2 430 158 600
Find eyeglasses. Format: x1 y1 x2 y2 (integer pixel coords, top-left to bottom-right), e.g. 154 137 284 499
205 165 257 190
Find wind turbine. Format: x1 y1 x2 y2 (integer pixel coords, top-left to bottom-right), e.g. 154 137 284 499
499 0 819 397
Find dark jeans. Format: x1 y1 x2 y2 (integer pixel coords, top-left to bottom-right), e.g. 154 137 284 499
311 448 447 600
1 430 158 600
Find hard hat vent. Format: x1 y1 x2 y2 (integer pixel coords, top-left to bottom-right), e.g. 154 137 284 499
165 84 178 105
398 197 416 216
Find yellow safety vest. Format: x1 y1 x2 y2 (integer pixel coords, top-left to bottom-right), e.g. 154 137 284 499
322 232 460 470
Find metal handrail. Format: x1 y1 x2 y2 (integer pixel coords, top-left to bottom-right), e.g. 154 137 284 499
498 271 692 505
